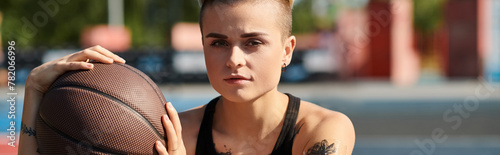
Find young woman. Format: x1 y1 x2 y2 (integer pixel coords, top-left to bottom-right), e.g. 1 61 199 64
19 0 355 154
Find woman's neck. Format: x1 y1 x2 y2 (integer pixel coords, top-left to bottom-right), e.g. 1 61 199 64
213 90 289 141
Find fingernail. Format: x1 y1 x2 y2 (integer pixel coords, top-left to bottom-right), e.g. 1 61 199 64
87 63 94 68
156 141 163 147
108 57 114 62
167 102 173 108
114 56 125 63
163 114 169 119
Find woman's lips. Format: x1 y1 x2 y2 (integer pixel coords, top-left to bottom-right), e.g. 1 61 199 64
224 75 251 85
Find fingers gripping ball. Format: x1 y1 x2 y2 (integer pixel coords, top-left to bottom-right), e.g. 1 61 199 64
36 63 168 154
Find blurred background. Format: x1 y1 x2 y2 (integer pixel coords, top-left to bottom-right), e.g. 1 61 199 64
1 0 500 154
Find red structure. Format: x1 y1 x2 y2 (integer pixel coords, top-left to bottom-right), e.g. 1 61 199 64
363 0 392 78
359 0 481 81
442 0 479 78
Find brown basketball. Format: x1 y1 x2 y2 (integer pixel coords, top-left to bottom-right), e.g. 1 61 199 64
35 63 167 154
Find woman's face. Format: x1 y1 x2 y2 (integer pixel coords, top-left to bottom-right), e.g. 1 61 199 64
201 1 294 102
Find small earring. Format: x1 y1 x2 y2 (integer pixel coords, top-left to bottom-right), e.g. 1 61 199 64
281 63 287 72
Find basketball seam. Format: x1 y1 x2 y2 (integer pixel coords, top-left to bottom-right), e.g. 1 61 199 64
117 64 169 138
37 114 119 154
48 85 164 139
117 63 168 112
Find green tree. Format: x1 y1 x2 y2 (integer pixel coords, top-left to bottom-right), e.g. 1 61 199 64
413 0 447 35
413 0 447 72
0 0 200 49
1 0 108 48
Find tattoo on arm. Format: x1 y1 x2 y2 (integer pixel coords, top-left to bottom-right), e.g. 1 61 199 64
216 145 232 155
21 123 37 136
306 139 336 155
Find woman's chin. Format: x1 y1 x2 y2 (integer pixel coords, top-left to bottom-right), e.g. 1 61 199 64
216 88 259 103
220 92 253 103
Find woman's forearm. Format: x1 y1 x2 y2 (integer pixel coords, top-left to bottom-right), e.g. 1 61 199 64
18 86 43 155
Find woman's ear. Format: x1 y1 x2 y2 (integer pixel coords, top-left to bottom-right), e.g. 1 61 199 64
283 35 296 65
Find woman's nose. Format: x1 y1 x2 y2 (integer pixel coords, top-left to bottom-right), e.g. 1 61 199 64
226 46 246 69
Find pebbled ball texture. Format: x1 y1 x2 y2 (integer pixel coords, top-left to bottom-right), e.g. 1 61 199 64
36 63 168 155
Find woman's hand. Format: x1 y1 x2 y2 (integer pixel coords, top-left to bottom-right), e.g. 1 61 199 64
156 102 186 155
27 45 125 94
19 45 125 155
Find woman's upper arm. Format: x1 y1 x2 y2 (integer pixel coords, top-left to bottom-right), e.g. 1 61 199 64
296 112 355 155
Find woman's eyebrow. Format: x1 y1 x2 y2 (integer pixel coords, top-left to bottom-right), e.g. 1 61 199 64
240 32 268 38
205 32 268 39
205 33 228 39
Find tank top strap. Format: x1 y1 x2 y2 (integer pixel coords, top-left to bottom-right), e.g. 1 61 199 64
195 96 219 155
271 93 301 154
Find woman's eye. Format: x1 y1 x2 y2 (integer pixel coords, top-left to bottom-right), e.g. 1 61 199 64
210 40 229 47
247 40 263 46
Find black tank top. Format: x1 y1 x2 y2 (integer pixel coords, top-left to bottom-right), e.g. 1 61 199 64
195 93 301 155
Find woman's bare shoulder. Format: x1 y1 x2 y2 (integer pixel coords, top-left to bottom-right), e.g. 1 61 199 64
297 101 351 124
293 101 355 155
179 105 206 125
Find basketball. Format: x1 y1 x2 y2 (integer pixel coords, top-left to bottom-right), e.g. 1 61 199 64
35 63 168 154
